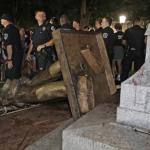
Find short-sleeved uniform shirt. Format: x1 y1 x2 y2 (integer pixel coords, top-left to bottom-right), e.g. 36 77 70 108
102 27 114 60
95 27 103 33
3 24 22 55
31 22 55 70
31 22 52 51
3 24 23 79
114 31 124 46
113 31 125 60
123 25 145 55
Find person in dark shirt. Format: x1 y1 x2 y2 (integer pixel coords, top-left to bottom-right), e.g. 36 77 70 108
49 17 60 31
60 14 72 30
101 17 114 65
72 19 80 31
1 14 23 96
95 17 103 33
112 23 124 82
27 9 54 71
19 27 26 52
121 17 146 81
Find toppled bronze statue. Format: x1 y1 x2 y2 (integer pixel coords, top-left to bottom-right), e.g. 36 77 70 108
0 61 67 106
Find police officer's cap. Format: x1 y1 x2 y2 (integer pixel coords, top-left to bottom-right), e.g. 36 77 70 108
1 14 13 22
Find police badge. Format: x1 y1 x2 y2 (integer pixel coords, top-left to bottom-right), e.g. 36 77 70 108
51 26 55 31
42 26 46 31
4 33 8 40
103 33 108 39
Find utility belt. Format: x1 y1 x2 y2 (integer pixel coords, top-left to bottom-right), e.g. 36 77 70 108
36 46 52 54
129 47 136 51
125 47 136 55
125 46 145 58
128 47 143 53
36 47 53 60
41 47 51 52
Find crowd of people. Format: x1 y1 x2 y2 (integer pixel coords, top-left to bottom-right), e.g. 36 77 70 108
0 9 147 96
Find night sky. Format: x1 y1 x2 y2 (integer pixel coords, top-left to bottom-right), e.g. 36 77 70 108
0 0 149 26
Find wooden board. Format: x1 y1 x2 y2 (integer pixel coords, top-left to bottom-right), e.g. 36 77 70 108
53 30 116 120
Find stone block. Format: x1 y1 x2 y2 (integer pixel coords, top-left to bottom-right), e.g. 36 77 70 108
117 107 150 131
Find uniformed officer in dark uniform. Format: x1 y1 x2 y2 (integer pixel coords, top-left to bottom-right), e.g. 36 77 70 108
121 17 146 82
101 17 114 65
1 14 23 96
27 9 54 71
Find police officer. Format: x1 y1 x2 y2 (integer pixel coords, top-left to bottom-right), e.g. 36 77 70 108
1 14 23 96
101 17 114 65
27 9 54 71
121 17 146 82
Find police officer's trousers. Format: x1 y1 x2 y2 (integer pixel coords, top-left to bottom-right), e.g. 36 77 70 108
121 50 145 82
36 48 53 71
6 53 23 80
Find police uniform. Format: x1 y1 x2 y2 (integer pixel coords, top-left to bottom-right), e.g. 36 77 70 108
113 31 124 60
95 27 103 33
31 22 53 71
121 25 146 81
102 27 114 64
3 24 23 80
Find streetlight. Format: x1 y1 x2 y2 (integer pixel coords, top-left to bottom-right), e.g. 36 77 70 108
119 15 126 24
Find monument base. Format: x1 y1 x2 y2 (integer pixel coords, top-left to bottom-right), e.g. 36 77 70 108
117 25 150 133
117 107 150 131
63 103 150 150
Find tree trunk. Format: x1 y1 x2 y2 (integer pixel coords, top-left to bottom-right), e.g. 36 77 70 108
80 0 91 29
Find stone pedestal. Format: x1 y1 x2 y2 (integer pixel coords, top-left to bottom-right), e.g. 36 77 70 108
117 24 150 131
63 103 150 150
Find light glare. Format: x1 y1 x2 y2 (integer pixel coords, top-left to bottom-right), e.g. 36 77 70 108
119 15 126 23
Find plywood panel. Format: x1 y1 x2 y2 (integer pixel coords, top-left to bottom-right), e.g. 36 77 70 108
53 30 116 120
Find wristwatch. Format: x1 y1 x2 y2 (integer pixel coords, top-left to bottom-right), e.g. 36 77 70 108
7 59 12 62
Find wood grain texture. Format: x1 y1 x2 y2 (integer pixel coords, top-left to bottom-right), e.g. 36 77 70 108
53 30 116 119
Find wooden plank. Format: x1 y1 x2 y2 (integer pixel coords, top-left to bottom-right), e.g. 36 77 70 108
53 30 81 120
96 34 117 95
77 75 95 113
81 49 104 74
